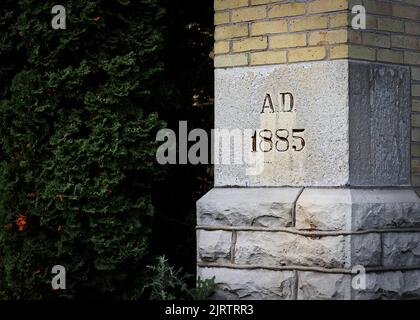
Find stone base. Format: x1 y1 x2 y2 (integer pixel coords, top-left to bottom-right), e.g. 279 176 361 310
197 187 420 300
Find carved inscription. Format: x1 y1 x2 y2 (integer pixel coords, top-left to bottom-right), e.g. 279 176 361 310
261 92 294 113
253 92 305 153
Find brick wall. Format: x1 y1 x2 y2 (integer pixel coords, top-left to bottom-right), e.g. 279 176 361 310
213 0 420 190
214 0 349 67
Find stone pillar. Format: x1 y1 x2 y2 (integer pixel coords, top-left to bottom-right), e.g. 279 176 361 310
197 0 420 300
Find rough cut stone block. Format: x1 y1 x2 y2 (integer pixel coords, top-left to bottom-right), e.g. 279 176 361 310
296 188 352 231
295 188 420 231
351 189 420 230
349 62 410 186
353 271 420 300
351 233 382 267
198 267 296 300
383 232 420 267
234 231 350 268
298 272 351 300
197 230 232 263
402 271 420 299
353 271 402 300
197 187 302 227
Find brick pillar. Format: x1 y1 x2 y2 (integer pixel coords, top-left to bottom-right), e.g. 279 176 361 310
198 0 420 300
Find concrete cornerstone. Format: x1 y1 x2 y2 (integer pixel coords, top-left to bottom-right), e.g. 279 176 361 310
198 0 420 300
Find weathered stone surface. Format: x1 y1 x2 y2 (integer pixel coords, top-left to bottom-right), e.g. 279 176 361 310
351 189 420 230
383 232 420 267
197 187 302 228
234 231 350 268
296 188 352 231
296 188 420 231
351 233 382 267
298 272 351 300
197 230 232 263
353 271 403 300
349 62 410 186
353 271 420 300
214 60 350 187
198 267 296 300
402 271 420 299
214 61 411 187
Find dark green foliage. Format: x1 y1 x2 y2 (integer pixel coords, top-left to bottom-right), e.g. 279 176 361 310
142 256 215 300
0 0 168 299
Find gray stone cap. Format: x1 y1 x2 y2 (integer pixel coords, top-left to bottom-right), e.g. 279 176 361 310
198 187 420 232
197 187 303 228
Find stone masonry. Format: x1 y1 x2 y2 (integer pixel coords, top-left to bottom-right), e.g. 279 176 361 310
198 188 420 299
198 0 420 300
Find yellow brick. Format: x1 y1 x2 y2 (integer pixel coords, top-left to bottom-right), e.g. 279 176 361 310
413 175 420 186
250 51 287 65
215 11 230 25
413 162 420 179
413 174 420 187
391 35 418 50
349 45 376 61
364 1 392 16
377 17 404 33
215 24 248 40
288 46 326 62
215 41 230 54
330 45 349 59
412 114 420 127
413 99 420 112
366 15 377 30
251 20 288 36
215 0 248 11
405 51 420 66
329 13 349 28
406 22 420 36
413 161 420 175
251 0 272 4
413 172 420 184
377 49 404 64
308 29 348 46
270 33 307 49
413 85 420 97
363 33 390 48
413 130 420 142
232 36 268 52
307 0 348 14
349 30 362 44
400 0 420 6
413 144 420 157
412 67 420 81
231 6 267 23
290 16 328 31
214 53 248 67
392 4 419 20
268 3 305 18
